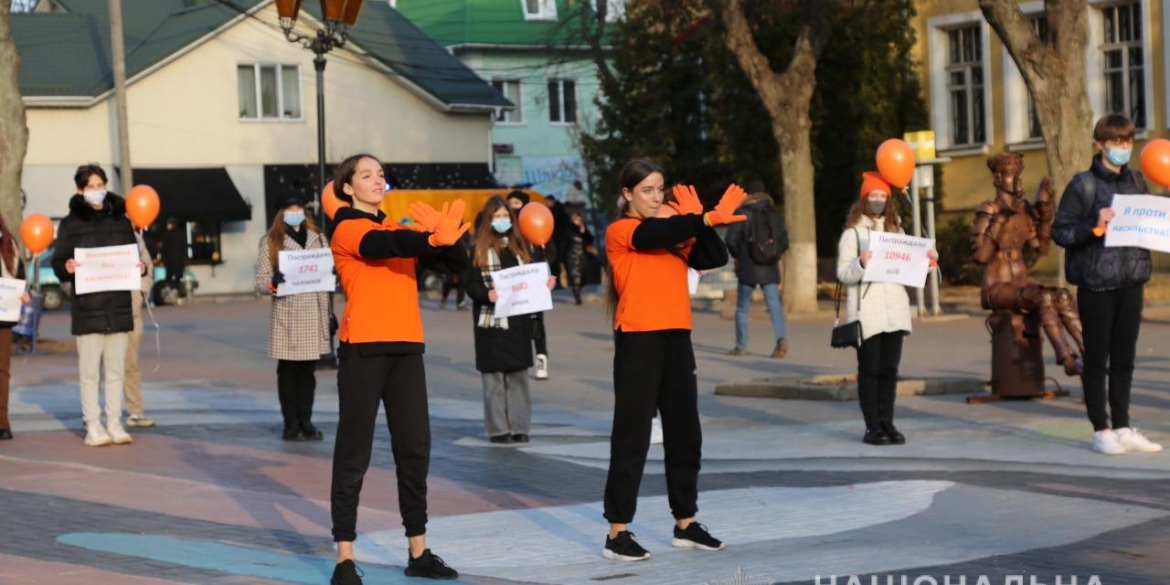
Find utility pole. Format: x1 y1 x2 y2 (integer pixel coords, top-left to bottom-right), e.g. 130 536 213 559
110 0 132 189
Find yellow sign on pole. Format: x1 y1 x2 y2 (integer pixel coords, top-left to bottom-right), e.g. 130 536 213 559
903 130 937 161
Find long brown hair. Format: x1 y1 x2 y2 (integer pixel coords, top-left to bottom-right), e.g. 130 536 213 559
266 206 321 271
472 195 531 269
0 213 17 276
606 158 666 320
844 195 902 232
332 153 380 205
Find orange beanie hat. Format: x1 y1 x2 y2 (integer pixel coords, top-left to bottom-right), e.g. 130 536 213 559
860 171 892 199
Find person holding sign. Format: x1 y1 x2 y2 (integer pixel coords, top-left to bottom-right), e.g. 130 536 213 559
253 197 331 442
51 164 145 447
463 196 555 444
601 159 741 562
837 172 938 446
0 213 28 441
1052 113 1162 456
328 154 469 584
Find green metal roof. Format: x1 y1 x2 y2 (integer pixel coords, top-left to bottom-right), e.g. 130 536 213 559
13 0 509 109
395 0 613 49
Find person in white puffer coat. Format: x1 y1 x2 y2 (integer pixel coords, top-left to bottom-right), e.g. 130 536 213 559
836 171 938 447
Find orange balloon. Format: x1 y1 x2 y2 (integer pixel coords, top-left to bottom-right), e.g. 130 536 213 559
1141 138 1170 188
322 181 349 220
519 202 554 246
876 138 916 189
125 184 161 229
20 213 53 255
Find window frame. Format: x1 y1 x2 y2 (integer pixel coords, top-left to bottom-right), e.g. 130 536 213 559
521 0 557 21
1087 0 1152 131
237 63 304 122
591 0 625 22
491 79 525 125
944 24 987 149
927 12 993 155
547 78 578 126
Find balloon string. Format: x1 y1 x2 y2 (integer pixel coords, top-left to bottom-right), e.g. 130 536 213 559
144 296 162 373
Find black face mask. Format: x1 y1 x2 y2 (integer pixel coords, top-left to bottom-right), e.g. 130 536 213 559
867 200 887 216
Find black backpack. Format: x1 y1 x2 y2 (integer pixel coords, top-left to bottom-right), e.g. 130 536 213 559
745 207 787 265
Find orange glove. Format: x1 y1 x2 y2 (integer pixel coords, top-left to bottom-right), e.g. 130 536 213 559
1092 226 1106 237
704 184 748 226
407 201 442 232
428 200 472 247
669 184 704 216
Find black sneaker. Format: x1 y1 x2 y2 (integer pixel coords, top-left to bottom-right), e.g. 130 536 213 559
404 549 459 580
672 522 724 551
602 530 650 561
302 424 324 441
331 559 364 585
282 428 309 442
489 434 513 444
510 433 529 443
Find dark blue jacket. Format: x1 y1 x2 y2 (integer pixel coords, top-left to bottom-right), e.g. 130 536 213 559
724 201 785 286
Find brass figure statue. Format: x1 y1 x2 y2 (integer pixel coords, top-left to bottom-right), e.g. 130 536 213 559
971 152 1084 377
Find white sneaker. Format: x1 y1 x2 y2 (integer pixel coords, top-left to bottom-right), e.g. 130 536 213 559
1092 429 1126 455
84 423 112 447
126 414 155 428
535 354 549 380
1115 427 1163 453
650 417 664 445
107 423 133 445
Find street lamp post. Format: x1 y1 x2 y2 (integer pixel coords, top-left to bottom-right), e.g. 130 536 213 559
275 0 365 369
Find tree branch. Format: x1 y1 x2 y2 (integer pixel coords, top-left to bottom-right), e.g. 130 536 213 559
719 0 782 99
978 0 1048 82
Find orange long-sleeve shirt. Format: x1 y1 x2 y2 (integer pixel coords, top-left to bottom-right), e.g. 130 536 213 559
607 217 695 332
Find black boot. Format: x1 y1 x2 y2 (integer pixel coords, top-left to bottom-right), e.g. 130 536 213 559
863 427 891 445
881 421 905 445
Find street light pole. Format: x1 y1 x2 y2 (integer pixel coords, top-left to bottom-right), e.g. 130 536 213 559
314 52 327 227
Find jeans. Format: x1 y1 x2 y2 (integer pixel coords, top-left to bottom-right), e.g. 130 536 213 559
734 282 787 349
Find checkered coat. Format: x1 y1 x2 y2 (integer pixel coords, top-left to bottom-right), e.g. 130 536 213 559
254 230 332 361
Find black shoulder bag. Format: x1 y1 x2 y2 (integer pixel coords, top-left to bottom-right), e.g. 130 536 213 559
830 228 863 349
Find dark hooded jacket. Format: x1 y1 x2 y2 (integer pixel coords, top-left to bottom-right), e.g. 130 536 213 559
51 193 137 335
1052 155 1151 291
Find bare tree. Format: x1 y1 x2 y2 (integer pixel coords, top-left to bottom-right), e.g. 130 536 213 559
979 0 1094 283
720 0 830 314
0 0 28 237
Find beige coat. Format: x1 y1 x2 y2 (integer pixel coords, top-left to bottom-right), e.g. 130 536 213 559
835 214 913 341
254 230 331 361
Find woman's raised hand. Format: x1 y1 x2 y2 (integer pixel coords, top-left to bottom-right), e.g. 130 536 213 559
669 185 704 216
407 201 441 232
429 200 472 247
704 184 748 226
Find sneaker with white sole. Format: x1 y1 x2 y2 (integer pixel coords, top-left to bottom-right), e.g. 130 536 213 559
1092 429 1126 455
535 354 549 380
672 522 724 551
603 530 650 561
1115 427 1163 453
84 423 112 447
126 414 155 428
107 423 133 445
650 417 663 445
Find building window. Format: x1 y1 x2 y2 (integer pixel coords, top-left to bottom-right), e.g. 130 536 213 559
238 64 301 120
945 25 985 147
548 79 577 124
1025 16 1050 140
491 80 523 124
1101 2 1145 128
592 0 625 22
522 0 556 21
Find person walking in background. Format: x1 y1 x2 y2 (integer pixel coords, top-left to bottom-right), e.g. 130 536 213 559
601 158 744 562
161 216 188 288
463 195 555 444
565 210 594 305
328 154 469 583
836 172 937 446
724 183 789 358
0 212 27 441
1051 113 1163 456
124 227 156 429
255 197 331 442
52 164 145 447
439 230 471 311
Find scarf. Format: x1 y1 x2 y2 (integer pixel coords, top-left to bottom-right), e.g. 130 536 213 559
477 246 509 330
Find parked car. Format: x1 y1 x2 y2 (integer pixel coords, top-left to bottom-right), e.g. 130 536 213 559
151 266 199 306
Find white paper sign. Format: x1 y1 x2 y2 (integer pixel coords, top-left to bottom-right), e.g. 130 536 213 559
687 268 700 296
1105 194 1170 253
0 278 25 322
74 244 141 295
276 249 336 297
862 232 934 287
491 262 553 318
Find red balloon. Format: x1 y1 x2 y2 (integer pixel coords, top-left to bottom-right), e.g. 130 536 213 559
125 184 160 229
876 138 916 189
20 213 53 255
1140 138 1170 188
519 201 554 246
322 181 349 220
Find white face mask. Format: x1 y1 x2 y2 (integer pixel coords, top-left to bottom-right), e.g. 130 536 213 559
82 189 107 207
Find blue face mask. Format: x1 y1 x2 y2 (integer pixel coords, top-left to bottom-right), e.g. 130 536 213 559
284 211 305 227
491 218 512 234
1105 146 1132 167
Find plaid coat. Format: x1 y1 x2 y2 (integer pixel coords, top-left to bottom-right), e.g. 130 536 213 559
254 230 331 361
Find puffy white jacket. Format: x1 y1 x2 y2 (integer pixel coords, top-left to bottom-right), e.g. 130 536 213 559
835 215 913 341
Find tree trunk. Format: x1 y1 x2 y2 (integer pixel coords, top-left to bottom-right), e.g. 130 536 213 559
979 0 1093 284
721 0 828 314
0 0 28 242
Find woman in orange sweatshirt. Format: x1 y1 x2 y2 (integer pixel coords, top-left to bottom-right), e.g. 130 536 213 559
327 154 470 584
601 158 746 562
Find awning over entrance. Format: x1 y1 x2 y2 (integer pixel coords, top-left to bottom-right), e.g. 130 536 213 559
133 168 251 223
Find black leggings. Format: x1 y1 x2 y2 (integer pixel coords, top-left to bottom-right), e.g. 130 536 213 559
331 351 431 541
276 359 317 432
603 329 700 524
